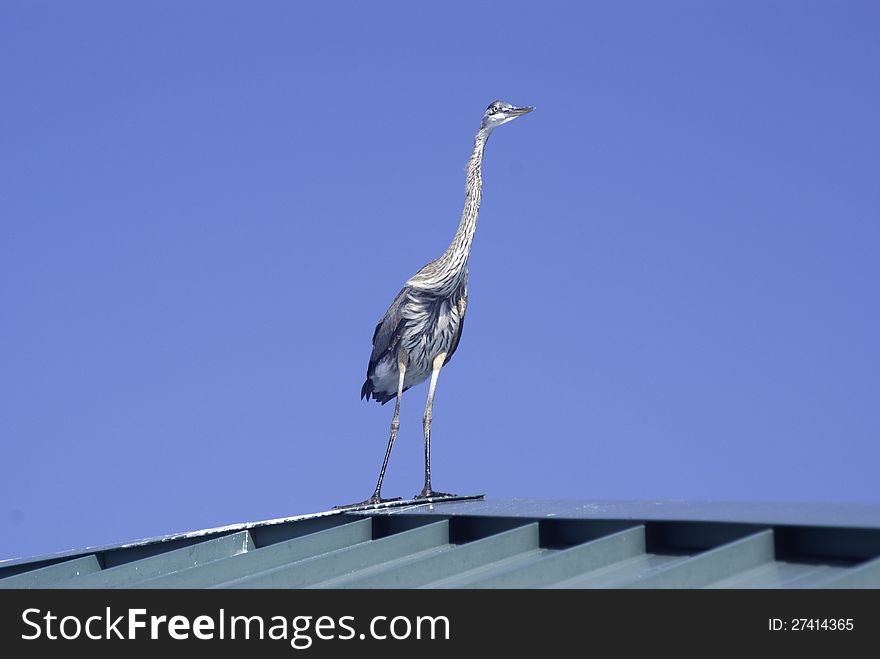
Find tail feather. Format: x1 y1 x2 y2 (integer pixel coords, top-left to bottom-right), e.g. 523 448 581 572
361 376 396 405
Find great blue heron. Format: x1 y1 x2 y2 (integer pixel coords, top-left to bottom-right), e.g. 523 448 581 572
347 100 534 507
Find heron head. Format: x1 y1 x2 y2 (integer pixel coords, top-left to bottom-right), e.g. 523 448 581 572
480 100 535 131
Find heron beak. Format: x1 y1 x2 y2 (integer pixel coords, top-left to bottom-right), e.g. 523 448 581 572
508 105 535 117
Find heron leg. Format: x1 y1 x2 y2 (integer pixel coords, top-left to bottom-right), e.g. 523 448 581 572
336 351 408 509
415 353 456 500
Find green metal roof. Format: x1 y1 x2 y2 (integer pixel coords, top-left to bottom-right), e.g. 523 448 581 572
2 499 879 588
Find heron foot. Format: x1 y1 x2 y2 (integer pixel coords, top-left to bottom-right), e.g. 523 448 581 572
414 488 457 500
333 493 402 510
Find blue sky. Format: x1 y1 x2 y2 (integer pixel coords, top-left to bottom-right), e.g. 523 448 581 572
2 1 878 561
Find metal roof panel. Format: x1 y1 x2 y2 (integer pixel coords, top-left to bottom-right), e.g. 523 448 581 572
2 499 878 589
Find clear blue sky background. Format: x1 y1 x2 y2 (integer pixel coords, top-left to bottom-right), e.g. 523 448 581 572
2 1 878 561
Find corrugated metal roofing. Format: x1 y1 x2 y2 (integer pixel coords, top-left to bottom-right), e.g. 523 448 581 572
2 499 879 588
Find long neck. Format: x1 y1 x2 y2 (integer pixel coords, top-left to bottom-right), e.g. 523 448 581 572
432 128 490 284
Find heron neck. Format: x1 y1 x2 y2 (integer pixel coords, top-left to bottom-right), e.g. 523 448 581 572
437 127 490 284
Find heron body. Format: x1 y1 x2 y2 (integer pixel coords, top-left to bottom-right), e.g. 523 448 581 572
345 100 534 507
360 278 468 404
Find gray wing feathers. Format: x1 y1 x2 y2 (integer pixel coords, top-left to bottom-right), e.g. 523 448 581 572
368 286 409 365
443 288 468 365
361 286 410 403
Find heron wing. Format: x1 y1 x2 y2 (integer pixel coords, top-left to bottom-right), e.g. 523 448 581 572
367 286 409 367
361 286 410 403
443 287 468 365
